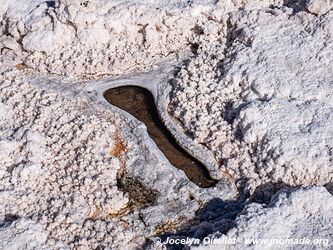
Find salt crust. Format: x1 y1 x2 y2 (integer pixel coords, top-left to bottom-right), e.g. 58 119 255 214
0 70 129 248
0 0 284 78
1 0 333 249
169 6 333 191
0 69 234 249
194 186 333 249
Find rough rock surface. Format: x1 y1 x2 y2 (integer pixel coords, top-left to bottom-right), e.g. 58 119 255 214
0 0 285 78
0 219 48 250
169 6 333 191
0 69 234 249
195 186 333 249
0 70 129 248
0 0 332 249
306 0 333 15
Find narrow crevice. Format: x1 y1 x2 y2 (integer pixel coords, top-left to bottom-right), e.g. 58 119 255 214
104 86 217 188
0 214 20 228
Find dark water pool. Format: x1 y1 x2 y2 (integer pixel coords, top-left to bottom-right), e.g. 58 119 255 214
104 86 217 188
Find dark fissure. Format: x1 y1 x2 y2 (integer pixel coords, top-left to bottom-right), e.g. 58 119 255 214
104 86 217 188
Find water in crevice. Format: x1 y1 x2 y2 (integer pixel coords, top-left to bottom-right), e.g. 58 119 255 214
104 86 217 188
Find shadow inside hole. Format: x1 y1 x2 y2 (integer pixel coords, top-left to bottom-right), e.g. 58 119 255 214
325 182 333 195
0 214 20 228
45 1 56 8
143 197 245 249
104 86 217 188
142 182 296 249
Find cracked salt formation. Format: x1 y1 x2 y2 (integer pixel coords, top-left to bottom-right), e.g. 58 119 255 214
104 86 217 188
169 5 333 192
0 0 283 78
1 0 333 249
194 186 333 249
0 70 235 249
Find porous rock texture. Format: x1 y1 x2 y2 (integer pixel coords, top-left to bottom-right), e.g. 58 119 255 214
1 0 333 249
306 0 333 15
195 186 333 249
1 0 279 78
0 70 129 248
0 69 235 249
169 4 333 192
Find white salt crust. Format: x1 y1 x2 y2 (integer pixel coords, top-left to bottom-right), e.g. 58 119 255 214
169 6 333 192
194 186 333 250
0 68 235 249
1 0 333 249
0 0 284 78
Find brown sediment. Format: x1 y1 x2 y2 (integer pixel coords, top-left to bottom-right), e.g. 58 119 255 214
110 132 156 211
110 133 127 158
15 63 27 70
117 175 159 209
104 86 217 188
87 207 101 220
154 221 182 235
